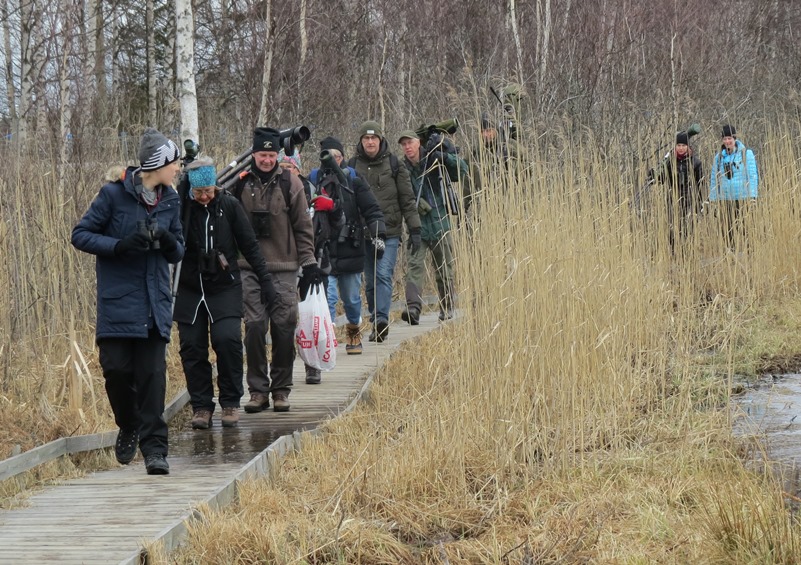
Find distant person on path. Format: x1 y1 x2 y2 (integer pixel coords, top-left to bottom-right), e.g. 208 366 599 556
231 127 321 413
647 130 705 254
348 121 421 343
173 158 276 430
398 129 469 323
709 124 759 249
71 127 184 476
309 136 385 356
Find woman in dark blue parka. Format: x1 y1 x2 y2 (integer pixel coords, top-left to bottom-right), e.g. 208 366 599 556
71 128 185 476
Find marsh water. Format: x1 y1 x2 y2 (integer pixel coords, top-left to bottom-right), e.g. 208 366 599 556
734 374 801 498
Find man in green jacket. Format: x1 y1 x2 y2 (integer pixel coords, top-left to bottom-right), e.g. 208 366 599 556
349 121 421 342
398 130 469 323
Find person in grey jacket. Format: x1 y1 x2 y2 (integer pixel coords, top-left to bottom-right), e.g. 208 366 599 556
71 128 184 475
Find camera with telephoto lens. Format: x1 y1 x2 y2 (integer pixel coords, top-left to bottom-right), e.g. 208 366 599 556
279 126 311 155
251 210 271 238
136 219 160 250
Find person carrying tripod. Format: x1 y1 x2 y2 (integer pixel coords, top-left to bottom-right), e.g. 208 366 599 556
398 129 469 323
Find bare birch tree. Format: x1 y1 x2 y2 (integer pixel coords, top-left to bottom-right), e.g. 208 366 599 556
508 0 524 82
18 0 40 142
175 0 198 142
146 0 156 123
257 0 274 125
2 0 18 128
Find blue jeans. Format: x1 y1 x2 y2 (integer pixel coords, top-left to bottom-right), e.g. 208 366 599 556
326 276 339 321
364 237 399 324
328 273 363 325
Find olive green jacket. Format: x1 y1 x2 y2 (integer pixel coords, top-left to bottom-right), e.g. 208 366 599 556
351 140 421 238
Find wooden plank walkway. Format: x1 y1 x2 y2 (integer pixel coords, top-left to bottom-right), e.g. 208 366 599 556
0 314 440 564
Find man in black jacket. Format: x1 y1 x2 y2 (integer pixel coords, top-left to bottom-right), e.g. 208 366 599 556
309 136 386 356
174 159 276 429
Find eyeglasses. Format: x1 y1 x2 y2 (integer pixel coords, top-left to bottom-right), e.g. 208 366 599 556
192 187 217 197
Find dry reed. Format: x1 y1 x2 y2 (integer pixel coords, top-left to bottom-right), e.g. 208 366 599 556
161 119 801 563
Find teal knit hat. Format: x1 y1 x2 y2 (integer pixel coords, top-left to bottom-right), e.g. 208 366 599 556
185 158 217 188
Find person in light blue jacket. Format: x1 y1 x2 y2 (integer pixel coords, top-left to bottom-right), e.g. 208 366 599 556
709 124 758 249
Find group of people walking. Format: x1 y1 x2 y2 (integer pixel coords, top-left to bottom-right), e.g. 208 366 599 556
71 120 471 475
647 124 759 252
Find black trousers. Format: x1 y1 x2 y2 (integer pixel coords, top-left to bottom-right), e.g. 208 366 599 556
178 312 244 412
98 329 168 457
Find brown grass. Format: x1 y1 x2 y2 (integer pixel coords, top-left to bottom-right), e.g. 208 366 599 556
152 120 801 563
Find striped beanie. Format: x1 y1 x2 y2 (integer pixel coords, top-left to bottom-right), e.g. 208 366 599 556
139 128 180 171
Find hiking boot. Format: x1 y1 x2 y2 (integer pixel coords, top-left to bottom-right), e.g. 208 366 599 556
144 453 170 475
244 392 270 413
438 309 454 322
191 409 213 430
375 320 389 343
114 428 138 465
272 392 290 412
401 309 420 325
345 323 363 355
221 407 239 427
368 328 377 342
305 366 322 384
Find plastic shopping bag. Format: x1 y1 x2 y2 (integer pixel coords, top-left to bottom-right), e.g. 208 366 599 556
295 283 337 370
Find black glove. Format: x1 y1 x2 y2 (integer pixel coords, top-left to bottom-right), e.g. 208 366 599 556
115 232 151 256
298 263 324 301
373 237 386 261
260 276 277 308
407 231 422 255
153 227 179 254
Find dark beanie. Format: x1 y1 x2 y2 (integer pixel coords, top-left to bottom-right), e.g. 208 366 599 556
359 120 383 138
675 131 689 145
319 136 345 155
722 124 737 138
139 128 179 171
252 127 281 153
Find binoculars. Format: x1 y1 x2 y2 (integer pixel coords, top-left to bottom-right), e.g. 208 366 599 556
251 210 271 238
337 224 361 248
198 250 229 275
136 219 160 250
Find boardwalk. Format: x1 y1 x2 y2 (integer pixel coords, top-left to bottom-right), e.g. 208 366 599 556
0 314 440 564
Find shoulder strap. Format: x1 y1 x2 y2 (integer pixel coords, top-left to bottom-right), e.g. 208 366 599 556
279 168 292 211
389 154 399 180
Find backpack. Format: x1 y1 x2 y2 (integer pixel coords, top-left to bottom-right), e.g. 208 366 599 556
231 167 293 211
347 154 400 183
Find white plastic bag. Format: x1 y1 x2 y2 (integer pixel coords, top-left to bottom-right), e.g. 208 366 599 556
295 283 337 370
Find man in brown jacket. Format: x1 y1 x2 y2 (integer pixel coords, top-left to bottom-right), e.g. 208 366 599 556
233 127 322 413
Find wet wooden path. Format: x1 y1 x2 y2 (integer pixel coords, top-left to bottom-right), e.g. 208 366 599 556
0 313 440 564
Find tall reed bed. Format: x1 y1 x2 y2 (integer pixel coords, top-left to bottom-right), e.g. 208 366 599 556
162 119 801 563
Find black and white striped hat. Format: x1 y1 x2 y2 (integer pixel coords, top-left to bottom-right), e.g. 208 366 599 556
139 128 180 171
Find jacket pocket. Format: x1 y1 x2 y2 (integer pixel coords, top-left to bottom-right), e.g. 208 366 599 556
99 286 145 324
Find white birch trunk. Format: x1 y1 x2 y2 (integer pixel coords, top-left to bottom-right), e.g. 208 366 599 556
257 0 274 125
18 0 38 142
2 0 18 127
299 0 308 69
508 0 524 82
539 0 551 87
175 0 198 143
146 0 156 123
59 0 75 178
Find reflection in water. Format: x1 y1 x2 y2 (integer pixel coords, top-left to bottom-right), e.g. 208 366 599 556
167 420 321 466
734 374 801 502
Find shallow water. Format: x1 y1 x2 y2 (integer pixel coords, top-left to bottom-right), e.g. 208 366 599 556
734 374 801 500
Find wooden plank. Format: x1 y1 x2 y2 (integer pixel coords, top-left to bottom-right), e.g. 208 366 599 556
0 314 441 564
0 438 65 481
